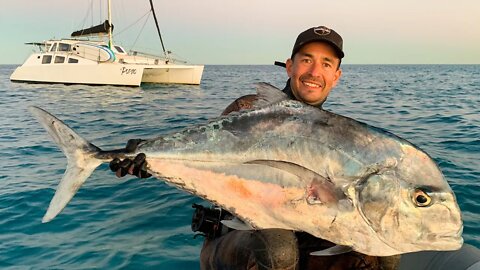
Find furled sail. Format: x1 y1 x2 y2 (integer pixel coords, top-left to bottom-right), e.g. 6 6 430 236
71 20 113 37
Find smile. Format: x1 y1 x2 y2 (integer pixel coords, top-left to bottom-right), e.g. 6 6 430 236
302 81 322 88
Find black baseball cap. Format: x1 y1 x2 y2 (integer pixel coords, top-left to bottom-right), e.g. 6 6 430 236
291 26 344 59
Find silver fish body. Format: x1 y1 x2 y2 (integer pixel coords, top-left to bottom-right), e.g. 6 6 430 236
30 84 463 256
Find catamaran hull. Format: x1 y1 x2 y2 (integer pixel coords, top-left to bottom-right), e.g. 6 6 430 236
10 54 144 86
141 65 204 85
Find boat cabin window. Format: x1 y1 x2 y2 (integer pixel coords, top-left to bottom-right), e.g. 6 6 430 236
58 43 71 52
42 55 52 64
114 45 125 53
49 43 57 52
68 58 79 63
54 56 65 63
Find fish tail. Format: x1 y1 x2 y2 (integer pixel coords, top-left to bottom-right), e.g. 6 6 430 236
29 106 104 223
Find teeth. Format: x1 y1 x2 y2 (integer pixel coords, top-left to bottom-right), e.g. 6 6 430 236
304 81 321 88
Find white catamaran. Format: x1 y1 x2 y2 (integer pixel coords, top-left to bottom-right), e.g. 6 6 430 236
10 0 204 86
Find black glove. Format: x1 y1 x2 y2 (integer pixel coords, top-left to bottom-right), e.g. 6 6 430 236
109 139 152 179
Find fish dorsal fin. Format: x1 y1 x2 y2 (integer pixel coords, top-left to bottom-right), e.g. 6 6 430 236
310 245 353 256
252 82 289 108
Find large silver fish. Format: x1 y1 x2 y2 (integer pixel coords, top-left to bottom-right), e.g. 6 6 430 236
30 83 463 256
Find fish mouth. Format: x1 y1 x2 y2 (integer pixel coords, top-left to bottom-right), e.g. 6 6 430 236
439 226 464 243
419 227 464 251
428 235 463 250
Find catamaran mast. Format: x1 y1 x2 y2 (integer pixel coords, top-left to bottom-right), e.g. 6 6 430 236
107 0 113 48
148 0 168 60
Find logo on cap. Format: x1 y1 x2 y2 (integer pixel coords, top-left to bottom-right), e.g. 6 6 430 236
314 26 331 36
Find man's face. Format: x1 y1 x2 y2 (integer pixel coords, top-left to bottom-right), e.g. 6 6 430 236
286 42 342 106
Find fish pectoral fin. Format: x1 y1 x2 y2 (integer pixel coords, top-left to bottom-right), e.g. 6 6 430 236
245 159 345 204
245 160 326 183
221 217 254 230
310 245 353 256
306 177 345 205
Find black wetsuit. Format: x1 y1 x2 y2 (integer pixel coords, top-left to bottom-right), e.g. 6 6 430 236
282 78 327 107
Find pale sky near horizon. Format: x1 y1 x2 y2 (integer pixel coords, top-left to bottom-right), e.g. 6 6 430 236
1 0 479 65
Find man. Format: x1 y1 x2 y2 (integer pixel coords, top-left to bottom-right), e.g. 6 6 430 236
195 26 380 270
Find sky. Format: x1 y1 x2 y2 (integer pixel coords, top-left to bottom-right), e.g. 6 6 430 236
1 0 479 65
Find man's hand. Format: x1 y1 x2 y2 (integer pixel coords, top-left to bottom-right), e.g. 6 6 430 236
109 139 152 178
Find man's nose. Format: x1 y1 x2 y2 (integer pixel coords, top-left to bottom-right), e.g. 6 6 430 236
308 63 323 77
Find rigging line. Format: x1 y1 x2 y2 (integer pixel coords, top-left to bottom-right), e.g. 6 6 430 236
78 0 94 32
129 12 152 52
113 9 151 37
98 1 101 24
91 0 93 26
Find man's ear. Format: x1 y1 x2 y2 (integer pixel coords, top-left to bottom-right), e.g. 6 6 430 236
332 68 342 87
286 58 293 77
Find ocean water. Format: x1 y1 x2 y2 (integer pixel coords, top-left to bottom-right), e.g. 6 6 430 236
0 64 479 269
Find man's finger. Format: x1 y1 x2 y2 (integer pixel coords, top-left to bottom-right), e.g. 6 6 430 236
133 153 147 165
109 158 121 172
139 161 152 178
114 159 133 178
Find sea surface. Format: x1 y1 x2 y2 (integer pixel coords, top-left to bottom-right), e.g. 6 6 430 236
0 64 479 269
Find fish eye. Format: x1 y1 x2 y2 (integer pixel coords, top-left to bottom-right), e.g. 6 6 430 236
413 188 432 207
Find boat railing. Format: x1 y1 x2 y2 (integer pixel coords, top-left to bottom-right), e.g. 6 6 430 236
129 50 187 65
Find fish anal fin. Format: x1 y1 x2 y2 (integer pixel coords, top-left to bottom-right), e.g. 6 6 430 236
310 245 353 256
221 217 254 230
